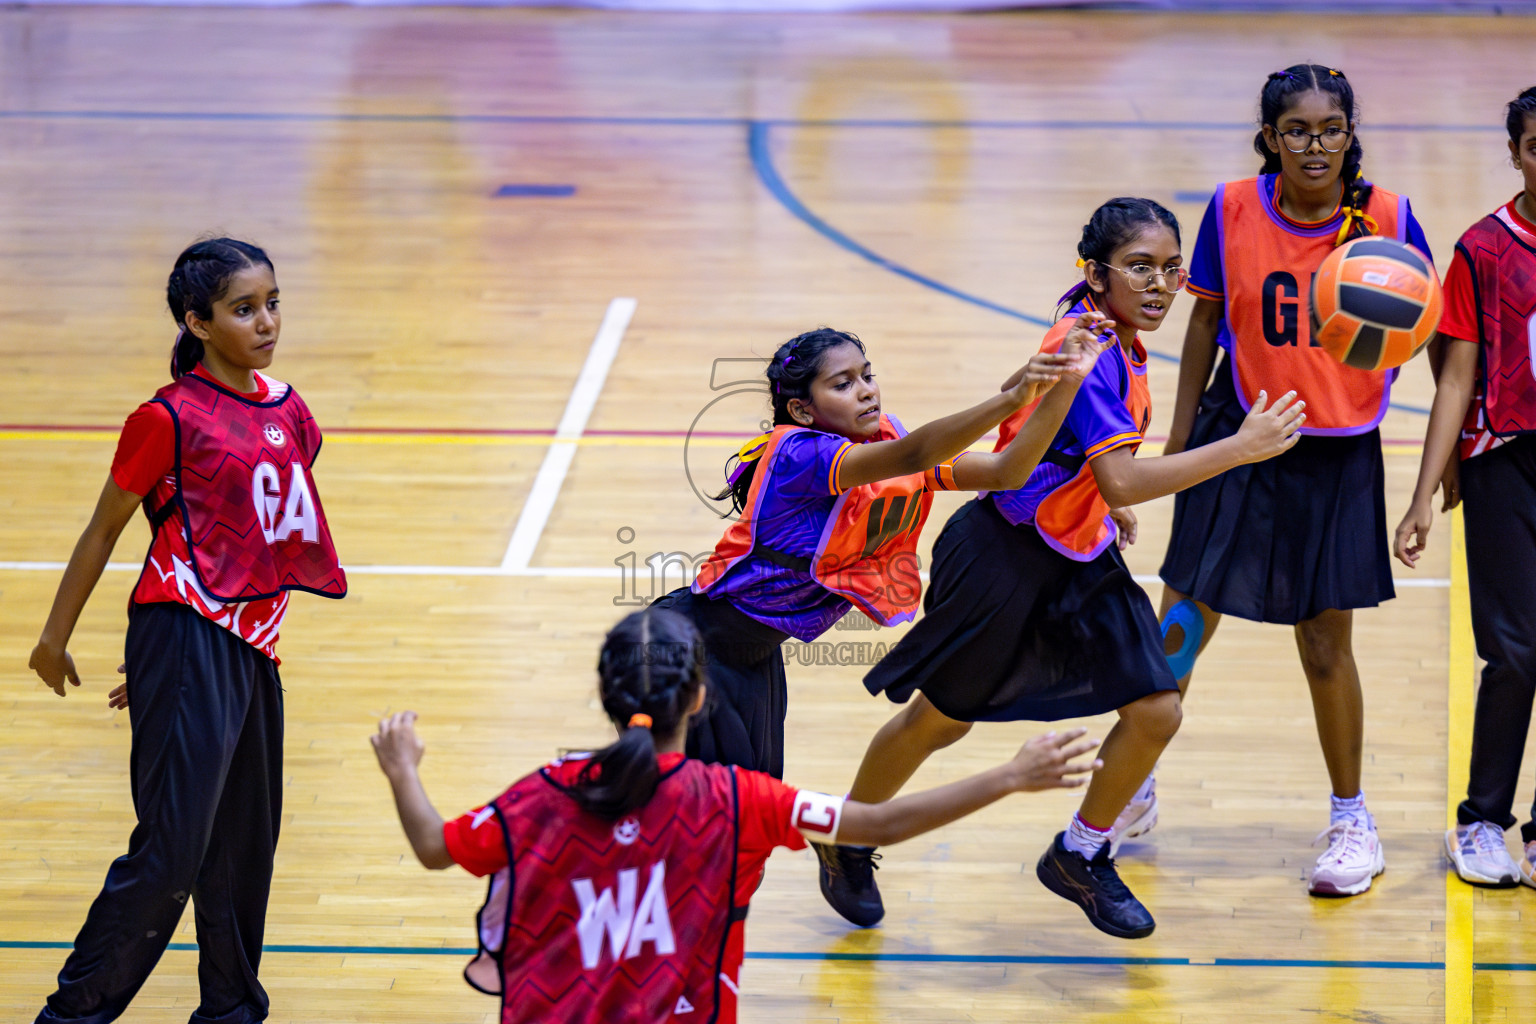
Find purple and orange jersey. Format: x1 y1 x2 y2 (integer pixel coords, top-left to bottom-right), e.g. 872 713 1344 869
989 297 1151 561
1189 174 1430 435
695 415 960 641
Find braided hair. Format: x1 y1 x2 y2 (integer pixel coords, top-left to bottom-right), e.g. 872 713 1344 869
713 327 866 516
1254 65 1374 242
166 237 274 378
568 608 708 820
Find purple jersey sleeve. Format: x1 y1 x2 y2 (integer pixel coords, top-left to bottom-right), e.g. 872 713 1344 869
1402 200 1433 265
1187 193 1224 300
1065 353 1140 461
772 430 854 500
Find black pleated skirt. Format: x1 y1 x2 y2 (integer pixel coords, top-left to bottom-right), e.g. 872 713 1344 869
1158 357 1395 625
863 497 1177 723
652 587 791 779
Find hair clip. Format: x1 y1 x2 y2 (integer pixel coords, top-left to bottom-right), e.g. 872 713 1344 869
1268 71 1293 82
1075 258 1088 269
1328 68 1344 77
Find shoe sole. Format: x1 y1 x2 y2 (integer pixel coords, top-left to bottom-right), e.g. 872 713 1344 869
1035 854 1155 939
1109 799 1158 857
1308 844 1386 897
1443 831 1520 889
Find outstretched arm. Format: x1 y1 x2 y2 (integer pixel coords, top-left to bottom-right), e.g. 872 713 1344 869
372 712 454 870
835 729 1101 848
30 478 144 697
1090 389 1304 508
836 313 1111 491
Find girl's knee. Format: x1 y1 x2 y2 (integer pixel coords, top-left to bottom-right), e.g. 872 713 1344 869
1123 691 1183 744
903 695 973 749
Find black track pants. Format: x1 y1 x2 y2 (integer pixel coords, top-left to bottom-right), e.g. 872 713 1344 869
38 602 283 1024
1459 437 1536 845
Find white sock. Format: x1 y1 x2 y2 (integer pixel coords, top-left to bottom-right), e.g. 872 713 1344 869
1063 813 1112 858
1330 792 1372 830
1132 773 1156 803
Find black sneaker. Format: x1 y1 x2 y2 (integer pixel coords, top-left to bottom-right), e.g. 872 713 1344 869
815 842 884 927
1035 831 1155 939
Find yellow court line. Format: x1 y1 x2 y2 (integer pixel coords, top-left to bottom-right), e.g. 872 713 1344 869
0 433 1427 455
1445 507 1474 1024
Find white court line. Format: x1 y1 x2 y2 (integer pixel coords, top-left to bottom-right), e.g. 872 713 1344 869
0 561 1453 589
499 297 637 571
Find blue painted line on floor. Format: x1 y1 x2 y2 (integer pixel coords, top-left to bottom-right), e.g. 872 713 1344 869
494 184 576 197
0 939 1524 971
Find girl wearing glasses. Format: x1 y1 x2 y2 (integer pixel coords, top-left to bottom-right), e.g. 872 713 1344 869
815 199 1305 940
1154 65 1432 898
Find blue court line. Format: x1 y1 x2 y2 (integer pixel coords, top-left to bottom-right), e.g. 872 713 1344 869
0 109 1507 133
0 939 1518 971
746 121 1059 333
494 184 577 197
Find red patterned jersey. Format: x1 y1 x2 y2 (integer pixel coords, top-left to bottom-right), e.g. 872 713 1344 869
450 754 844 1024
1442 198 1536 460
115 368 345 659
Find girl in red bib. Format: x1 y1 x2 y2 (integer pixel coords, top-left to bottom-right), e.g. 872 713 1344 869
371 607 1101 1024
1396 87 1536 890
1155 65 1431 898
28 238 345 1024
662 323 1112 784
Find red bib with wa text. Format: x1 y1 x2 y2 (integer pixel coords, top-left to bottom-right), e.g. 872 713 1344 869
466 759 740 1024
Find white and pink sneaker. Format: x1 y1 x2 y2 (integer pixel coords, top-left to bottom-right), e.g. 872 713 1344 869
1309 820 1385 896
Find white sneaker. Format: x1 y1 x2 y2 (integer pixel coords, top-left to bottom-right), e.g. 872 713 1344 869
1444 822 1519 887
1109 778 1158 856
1309 820 1385 896
1520 840 1536 889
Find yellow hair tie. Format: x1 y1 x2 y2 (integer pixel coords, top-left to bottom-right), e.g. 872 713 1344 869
1075 258 1087 269
1335 206 1380 246
736 433 771 463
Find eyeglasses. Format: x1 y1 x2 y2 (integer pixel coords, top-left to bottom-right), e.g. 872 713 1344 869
1095 262 1189 293
1276 126 1352 153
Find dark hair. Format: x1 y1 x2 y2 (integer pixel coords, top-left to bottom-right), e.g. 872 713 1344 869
1253 65 1374 240
166 237 274 378
1507 86 1536 144
1057 198 1181 315
714 327 867 516
567 608 708 820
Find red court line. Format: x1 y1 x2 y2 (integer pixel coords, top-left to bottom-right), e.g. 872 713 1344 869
0 424 1429 446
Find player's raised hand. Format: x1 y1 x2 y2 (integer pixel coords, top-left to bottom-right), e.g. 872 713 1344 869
1008 727 1103 792
29 641 81 698
371 711 425 779
1058 311 1116 383
1233 389 1305 464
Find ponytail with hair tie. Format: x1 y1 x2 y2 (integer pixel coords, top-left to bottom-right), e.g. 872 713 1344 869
627 714 653 730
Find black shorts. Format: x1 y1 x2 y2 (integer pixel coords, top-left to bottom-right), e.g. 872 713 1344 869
864 498 1177 723
652 588 791 779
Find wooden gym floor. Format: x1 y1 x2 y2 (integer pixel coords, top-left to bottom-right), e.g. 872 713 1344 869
2 6 1534 1022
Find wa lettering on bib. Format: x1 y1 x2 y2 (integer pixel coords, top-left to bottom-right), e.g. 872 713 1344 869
145 373 346 603
467 760 740 1024
1218 176 1409 435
